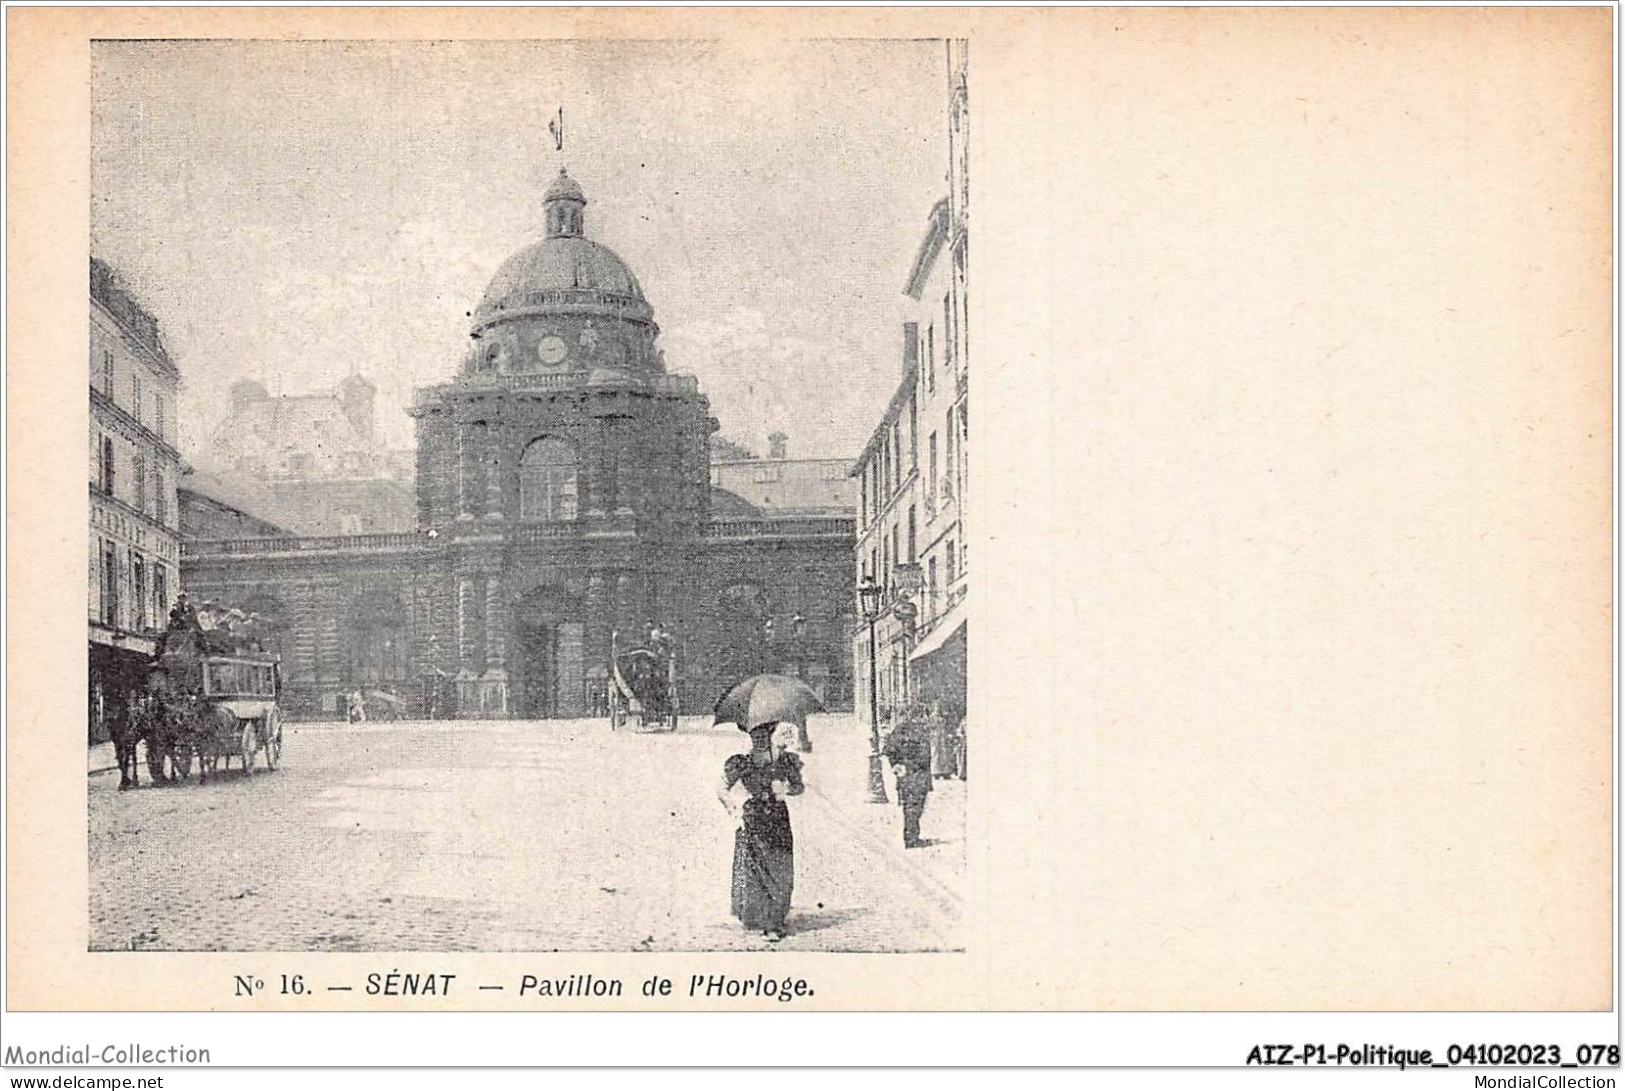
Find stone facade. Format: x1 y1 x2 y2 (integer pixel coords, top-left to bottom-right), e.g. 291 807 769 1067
851 41 970 741
183 170 855 721
89 258 183 742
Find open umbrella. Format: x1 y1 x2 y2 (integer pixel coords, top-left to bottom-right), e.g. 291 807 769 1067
714 673 824 732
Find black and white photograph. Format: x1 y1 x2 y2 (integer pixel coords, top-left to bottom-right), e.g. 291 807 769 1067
85 37 970 953
6 4 1615 1070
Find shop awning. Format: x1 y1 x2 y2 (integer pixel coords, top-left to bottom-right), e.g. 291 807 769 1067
909 595 967 663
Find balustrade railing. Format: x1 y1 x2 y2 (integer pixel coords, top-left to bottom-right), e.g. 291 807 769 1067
511 520 584 543
182 532 427 557
702 517 855 540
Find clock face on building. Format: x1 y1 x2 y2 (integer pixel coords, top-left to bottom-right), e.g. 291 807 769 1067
537 335 568 366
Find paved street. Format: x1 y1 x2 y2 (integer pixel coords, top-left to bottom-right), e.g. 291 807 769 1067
89 714 964 952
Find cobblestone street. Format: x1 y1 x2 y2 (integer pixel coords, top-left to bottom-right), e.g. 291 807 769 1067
89 714 964 952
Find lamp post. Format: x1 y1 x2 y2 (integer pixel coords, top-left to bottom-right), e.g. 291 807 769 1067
790 612 811 752
790 613 807 679
857 577 888 803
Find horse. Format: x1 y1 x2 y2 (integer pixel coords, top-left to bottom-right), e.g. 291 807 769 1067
187 701 240 784
110 694 149 790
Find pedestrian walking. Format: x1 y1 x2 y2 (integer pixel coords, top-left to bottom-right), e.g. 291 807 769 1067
347 689 367 724
884 707 934 848
717 722 804 941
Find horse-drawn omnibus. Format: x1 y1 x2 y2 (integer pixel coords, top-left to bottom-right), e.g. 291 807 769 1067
609 630 679 732
121 620 284 787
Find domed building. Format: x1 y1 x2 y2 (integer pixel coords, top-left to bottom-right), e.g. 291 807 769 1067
182 170 856 721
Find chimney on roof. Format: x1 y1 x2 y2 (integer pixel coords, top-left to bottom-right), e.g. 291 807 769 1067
768 432 788 460
338 373 376 442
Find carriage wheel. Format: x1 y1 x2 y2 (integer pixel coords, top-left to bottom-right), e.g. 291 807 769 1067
239 717 257 776
264 709 281 771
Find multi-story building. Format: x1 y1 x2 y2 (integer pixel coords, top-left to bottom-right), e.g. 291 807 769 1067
182 170 856 721
200 374 416 536
850 40 969 769
88 257 183 742
712 434 855 517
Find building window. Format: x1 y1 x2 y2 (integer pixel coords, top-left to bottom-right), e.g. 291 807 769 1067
859 465 868 527
945 407 956 499
910 398 918 471
100 540 119 627
959 401 969 494
131 553 147 630
928 556 939 618
891 422 901 491
99 435 116 497
132 373 142 425
926 324 935 380
101 349 114 396
153 565 168 624
154 393 165 441
752 465 782 484
519 436 578 522
154 466 168 526
907 506 917 564
133 452 147 513
947 540 957 584
928 432 939 502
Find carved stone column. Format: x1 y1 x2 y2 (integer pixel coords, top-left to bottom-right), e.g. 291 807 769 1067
599 418 618 513
482 573 509 717
584 422 606 517
586 571 609 665
456 576 477 673
484 574 507 673
484 427 504 520
615 572 635 639
456 424 476 520
614 421 636 515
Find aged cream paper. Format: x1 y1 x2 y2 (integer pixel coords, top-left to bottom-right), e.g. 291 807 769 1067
6 5 1613 1012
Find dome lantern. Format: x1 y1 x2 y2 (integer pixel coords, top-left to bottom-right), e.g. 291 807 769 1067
544 168 587 238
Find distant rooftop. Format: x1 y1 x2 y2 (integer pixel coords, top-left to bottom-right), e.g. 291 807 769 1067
90 257 175 374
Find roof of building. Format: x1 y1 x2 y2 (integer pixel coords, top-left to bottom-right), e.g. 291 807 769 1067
903 198 951 300
178 467 293 534
90 257 177 375
477 236 646 313
544 168 587 204
473 172 647 330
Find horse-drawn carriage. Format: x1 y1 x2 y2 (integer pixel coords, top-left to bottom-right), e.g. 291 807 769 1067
117 619 283 788
609 630 679 732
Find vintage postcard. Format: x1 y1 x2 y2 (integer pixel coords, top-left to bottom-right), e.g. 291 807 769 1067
3 4 1615 1052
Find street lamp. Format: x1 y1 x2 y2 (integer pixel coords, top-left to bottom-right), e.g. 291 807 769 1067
857 576 888 803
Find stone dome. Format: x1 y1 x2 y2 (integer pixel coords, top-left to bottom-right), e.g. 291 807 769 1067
471 169 652 334
477 236 646 309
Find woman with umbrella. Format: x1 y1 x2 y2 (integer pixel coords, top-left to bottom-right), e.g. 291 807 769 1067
714 675 820 942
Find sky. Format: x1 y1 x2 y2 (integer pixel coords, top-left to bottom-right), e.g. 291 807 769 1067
91 39 951 460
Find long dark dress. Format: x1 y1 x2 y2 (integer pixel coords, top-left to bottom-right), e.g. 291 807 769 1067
725 750 805 931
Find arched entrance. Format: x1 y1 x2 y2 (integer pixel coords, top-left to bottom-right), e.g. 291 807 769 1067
346 592 409 693
713 582 770 686
513 585 586 719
